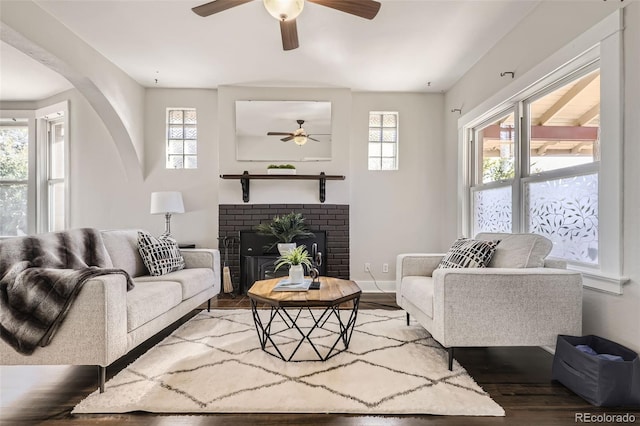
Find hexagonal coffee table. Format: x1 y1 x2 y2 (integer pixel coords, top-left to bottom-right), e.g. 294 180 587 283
247 276 361 361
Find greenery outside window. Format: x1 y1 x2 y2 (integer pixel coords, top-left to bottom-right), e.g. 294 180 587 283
0 120 30 236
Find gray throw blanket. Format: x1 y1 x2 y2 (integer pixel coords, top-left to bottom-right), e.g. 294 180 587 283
0 228 134 355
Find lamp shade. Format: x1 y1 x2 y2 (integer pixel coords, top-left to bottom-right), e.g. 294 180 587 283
150 191 185 215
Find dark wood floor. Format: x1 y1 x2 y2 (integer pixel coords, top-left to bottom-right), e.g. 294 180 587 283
1 293 637 425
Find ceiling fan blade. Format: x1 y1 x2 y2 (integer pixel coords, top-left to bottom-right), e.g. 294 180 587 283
307 0 381 20
280 19 299 51
267 132 294 136
308 136 321 142
281 136 294 142
192 0 253 17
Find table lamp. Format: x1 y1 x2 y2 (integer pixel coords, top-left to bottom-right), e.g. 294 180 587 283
150 191 184 236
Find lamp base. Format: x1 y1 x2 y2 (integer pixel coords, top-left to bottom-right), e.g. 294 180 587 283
163 213 172 236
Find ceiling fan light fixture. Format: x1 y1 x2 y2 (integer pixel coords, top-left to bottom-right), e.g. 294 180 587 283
294 134 308 145
263 0 304 21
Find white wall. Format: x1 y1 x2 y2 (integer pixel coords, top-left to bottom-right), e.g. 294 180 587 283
144 89 219 248
5 88 221 249
444 3 639 352
217 86 351 205
582 2 640 354
1 1 145 180
350 92 444 285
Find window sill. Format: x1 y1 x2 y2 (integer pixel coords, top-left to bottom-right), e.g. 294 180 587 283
567 266 629 295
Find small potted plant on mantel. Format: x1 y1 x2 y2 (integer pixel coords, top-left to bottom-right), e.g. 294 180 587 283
274 245 313 284
267 164 296 175
255 212 315 255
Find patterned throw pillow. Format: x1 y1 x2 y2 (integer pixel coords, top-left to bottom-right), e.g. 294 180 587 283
137 231 185 276
438 238 500 269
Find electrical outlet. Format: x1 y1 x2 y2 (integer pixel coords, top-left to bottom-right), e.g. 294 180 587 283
382 263 389 273
364 262 371 272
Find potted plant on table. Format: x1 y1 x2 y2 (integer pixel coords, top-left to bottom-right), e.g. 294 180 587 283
255 212 315 255
274 245 313 284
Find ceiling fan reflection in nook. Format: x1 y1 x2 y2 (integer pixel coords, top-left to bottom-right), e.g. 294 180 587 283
192 0 381 51
267 119 327 145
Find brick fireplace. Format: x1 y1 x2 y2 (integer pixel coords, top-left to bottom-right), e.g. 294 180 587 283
218 204 349 293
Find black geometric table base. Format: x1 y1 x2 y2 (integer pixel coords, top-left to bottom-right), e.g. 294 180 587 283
250 298 359 362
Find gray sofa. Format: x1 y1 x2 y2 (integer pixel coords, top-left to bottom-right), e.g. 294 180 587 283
0 229 220 392
396 233 583 370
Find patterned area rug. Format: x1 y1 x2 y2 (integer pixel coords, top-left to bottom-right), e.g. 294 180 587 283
73 309 504 416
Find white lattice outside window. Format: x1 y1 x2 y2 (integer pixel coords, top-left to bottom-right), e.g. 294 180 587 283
166 108 197 169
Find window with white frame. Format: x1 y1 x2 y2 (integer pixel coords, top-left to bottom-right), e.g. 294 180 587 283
462 11 624 293
0 102 68 236
470 65 601 265
166 108 197 169
0 118 30 236
368 111 398 170
44 115 66 232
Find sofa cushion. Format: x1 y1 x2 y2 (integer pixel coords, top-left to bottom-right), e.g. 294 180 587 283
101 229 149 278
475 233 552 268
134 268 213 300
401 276 434 318
137 231 185 276
438 238 499 269
127 281 182 331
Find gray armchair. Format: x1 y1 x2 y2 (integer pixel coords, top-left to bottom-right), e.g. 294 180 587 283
396 233 583 370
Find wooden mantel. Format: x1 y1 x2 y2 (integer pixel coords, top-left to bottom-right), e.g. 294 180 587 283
220 171 346 203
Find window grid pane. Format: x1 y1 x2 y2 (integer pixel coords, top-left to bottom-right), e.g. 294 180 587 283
166 108 197 169
0 126 29 181
48 181 65 232
526 173 598 264
479 112 515 184
528 70 600 174
1 125 29 236
0 183 28 236
368 112 398 171
47 117 66 232
473 186 512 234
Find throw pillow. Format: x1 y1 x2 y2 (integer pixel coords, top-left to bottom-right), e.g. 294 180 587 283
475 232 553 268
137 231 185 276
438 237 499 269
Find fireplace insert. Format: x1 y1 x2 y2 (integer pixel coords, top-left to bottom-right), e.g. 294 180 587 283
239 230 326 294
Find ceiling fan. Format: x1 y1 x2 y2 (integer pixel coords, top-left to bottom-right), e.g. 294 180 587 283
192 0 381 51
267 119 327 145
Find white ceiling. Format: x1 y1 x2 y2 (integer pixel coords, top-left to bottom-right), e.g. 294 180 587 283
2 0 540 101
0 41 73 101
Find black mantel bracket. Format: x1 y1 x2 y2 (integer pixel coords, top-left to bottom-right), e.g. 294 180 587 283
220 171 346 203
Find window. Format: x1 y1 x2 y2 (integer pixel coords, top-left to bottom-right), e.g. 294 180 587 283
368 111 398 170
0 119 30 236
45 115 66 232
0 102 68 237
166 108 197 169
470 66 600 265
462 11 623 293
523 68 600 264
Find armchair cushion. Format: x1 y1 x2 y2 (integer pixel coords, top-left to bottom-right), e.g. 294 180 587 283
438 237 499 269
476 233 552 268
